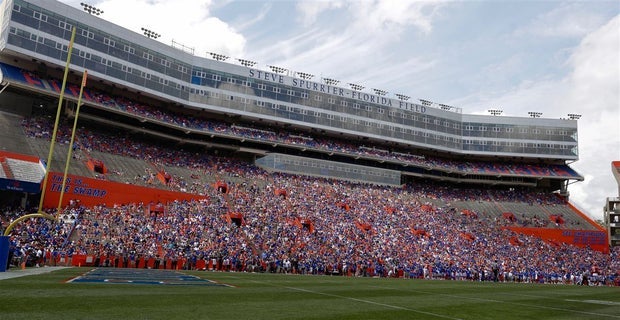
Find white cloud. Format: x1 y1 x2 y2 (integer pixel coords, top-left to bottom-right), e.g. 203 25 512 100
564 15 620 220
457 15 620 220
84 0 247 57
250 0 446 87
296 1 345 26
300 0 446 39
234 2 272 34
347 0 443 37
514 2 611 38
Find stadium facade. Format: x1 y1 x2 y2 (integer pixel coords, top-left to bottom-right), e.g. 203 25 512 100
0 0 583 191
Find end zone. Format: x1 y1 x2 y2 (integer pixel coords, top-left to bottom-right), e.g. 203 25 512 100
67 268 233 287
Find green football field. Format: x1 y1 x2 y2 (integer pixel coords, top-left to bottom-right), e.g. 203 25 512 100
0 267 618 320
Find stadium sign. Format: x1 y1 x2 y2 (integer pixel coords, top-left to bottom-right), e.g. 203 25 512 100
43 173 207 208
248 69 426 113
0 178 41 193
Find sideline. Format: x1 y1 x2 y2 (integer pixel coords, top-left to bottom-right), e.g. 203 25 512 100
0 266 70 280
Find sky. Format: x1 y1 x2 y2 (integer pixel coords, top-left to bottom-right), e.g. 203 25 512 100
58 0 620 221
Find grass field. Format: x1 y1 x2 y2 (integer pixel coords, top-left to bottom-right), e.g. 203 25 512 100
1 267 619 320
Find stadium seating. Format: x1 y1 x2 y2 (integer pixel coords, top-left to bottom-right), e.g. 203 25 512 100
4 175 618 284
1 65 616 286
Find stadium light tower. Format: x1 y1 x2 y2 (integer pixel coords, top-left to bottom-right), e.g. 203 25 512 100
395 93 410 101
528 111 542 118
439 104 452 111
488 109 503 116
323 78 340 86
141 27 160 39
419 99 433 107
80 2 103 15
237 58 256 67
372 88 388 96
297 72 314 80
208 52 229 62
348 83 364 91
269 65 287 74
567 113 582 120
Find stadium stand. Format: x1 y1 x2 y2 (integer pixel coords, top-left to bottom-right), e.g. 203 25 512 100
0 60 614 282
0 62 583 182
1 70 613 284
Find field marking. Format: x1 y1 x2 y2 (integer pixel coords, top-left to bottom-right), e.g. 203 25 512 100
233 276 463 320
283 286 463 320
565 299 620 306
66 268 234 286
370 285 620 319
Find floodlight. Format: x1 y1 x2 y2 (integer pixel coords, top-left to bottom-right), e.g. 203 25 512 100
269 65 287 74
208 52 229 62
372 89 387 96
348 83 364 91
80 2 103 15
297 72 314 80
395 94 410 101
323 78 340 86
237 59 256 67
419 99 433 106
141 27 160 39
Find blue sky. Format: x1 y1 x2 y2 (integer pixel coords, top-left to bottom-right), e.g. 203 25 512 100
60 0 620 221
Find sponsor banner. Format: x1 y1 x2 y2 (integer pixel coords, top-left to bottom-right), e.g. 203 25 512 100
506 226 608 253
43 172 207 208
0 177 41 193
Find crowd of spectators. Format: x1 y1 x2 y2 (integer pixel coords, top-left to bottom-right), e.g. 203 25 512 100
20 113 574 223
3 170 619 285
19 110 585 231
114 100 578 178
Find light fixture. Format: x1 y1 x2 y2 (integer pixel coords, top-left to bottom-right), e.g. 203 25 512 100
141 27 160 39
372 89 388 96
297 72 314 80
395 93 410 101
208 52 229 61
323 78 340 86
348 83 364 91
419 99 433 106
269 65 287 74
237 59 256 67
80 2 103 15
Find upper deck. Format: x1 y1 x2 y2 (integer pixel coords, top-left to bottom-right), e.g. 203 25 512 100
0 0 579 161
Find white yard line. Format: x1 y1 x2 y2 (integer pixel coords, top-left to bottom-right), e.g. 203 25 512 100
234 276 463 320
370 285 620 319
283 285 464 320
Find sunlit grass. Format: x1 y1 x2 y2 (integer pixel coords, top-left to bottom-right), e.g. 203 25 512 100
0 268 618 320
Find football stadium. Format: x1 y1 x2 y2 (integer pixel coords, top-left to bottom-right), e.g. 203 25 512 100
0 0 618 319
